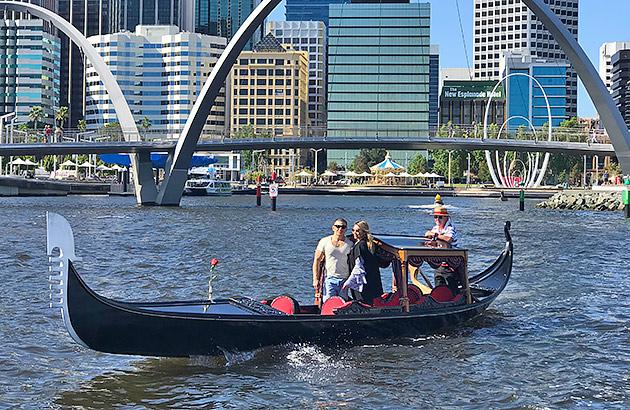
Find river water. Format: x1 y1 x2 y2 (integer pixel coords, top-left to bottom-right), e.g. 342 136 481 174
0 193 628 409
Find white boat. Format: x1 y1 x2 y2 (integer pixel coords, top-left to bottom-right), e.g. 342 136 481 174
183 179 232 196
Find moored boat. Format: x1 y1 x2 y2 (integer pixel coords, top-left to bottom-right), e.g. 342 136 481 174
46 212 512 357
183 178 232 196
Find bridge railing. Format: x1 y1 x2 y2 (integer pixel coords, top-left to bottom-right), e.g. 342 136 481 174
0 124 615 146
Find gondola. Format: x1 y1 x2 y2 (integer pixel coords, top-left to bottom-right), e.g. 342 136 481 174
46 212 513 358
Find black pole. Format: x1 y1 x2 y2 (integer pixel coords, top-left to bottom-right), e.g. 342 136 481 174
270 171 277 212
256 174 261 206
519 189 525 211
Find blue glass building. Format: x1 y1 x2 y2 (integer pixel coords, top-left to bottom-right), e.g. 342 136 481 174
502 53 567 129
195 0 258 49
285 0 345 31
327 0 430 137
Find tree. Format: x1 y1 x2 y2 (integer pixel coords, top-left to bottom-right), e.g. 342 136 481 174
29 106 43 130
327 161 343 171
407 153 427 175
56 107 69 128
77 119 86 132
349 148 386 173
430 150 462 180
138 116 152 140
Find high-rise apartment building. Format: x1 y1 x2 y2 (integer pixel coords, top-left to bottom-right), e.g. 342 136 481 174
267 20 327 130
500 52 567 128
85 25 226 134
110 0 194 32
599 42 630 92
0 19 60 126
229 34 310 178
195 0 259 49
57 0 111 128
611 50 630 128
473 0 578 118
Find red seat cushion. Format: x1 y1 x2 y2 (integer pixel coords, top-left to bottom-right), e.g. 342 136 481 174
430 286 455 302
407 285 423 304
373 292 400 307
321 296 347 315
270 296 300 314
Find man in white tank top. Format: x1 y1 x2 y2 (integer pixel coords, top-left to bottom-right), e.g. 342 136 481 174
312 218 353 302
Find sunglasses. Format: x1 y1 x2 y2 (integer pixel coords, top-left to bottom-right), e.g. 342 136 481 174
434 215 446 219
333 224 347 229
352 228 361 233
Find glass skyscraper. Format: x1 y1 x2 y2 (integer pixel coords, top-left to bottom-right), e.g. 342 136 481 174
327 0 431 137
501 52 567 128
285 0 345 32
195 0 258 49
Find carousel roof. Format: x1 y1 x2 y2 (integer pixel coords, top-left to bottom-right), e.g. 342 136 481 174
370 152 404 170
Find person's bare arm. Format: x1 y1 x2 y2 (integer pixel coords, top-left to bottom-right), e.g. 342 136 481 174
312 249 324 289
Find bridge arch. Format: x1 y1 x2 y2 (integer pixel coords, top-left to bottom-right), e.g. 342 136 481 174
0 1 157 204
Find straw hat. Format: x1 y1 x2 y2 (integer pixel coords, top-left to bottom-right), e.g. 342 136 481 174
432 206 449 216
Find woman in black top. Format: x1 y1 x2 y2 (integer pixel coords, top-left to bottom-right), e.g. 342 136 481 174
347 220 383 305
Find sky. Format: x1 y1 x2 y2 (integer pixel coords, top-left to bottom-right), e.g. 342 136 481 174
267 0 630 118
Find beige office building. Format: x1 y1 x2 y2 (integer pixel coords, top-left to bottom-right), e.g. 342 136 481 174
229 34 310 178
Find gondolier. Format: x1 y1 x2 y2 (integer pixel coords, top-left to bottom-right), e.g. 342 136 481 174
424 206 460 294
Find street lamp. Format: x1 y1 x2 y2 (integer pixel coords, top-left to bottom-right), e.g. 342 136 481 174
447 150 454 188
0 112 16 176
467 152 471 188
310 148 323 181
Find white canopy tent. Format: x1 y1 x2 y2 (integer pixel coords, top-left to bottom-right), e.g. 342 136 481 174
60 160 77 167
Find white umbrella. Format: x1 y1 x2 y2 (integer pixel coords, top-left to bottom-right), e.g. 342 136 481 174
358 171 372 177
321 170 337 177
79 161 95 168
398 171 413 178
111 164 125 171
10 158 28 165
385 172 398 177
344 170 358 177
295 170 313 177
413 172 427 178
60 160 77 167
429 172 443 178
96 164 112 171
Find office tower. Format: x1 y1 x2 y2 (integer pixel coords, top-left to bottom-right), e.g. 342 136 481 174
599 42 630 92
195 0 259 49
57 0 111 129
285 0 344 31
267 20 327 129
85 25 227 134
0 19 60 126
611 50 630 127
500 52 567 128
429 44 439 130
229 34 309 178
473 0 578 118
110 0 194 32
326 0 430 168
327 0 430 136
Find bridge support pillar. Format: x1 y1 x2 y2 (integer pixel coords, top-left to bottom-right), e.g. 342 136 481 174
130 152 158 205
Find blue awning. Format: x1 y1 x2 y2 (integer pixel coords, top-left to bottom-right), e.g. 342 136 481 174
100 154 218 169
